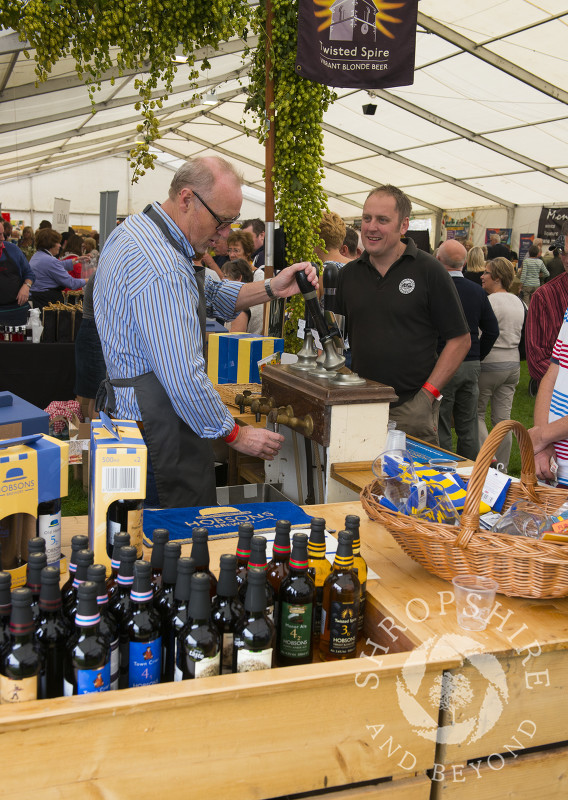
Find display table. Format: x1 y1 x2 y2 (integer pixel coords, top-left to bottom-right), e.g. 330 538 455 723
0 342 76 409
1 502 567 800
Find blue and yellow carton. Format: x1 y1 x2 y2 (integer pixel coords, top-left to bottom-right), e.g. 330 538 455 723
208 333 284 384
0 433 68 587
88 417 147 575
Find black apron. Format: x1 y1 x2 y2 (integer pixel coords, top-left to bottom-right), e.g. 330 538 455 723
96 205 216 509
0 249 25 306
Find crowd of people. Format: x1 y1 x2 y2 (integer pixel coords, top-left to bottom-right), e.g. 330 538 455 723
3 158 568 507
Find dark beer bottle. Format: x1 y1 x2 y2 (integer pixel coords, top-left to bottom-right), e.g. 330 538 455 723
319 531 360 662
190 528 217 600
233 569 274 673
65 581 110 695
0 587 41 703
61 534 89 606
119 561 162 689
266 520 291 623
150 528 170 591
345 514 367 637
154 541 181 623
276 533 316 667
0 571 11 653
176 573 220 680
238 536 275 620
26 551 47 622
106 531 131 592
87 564 120 691
36 497 62 566
108 545 137 625
27 537 46 559
162 557 196 683
212 554 244 674
235 522 254 593
106 498 143 558
307 517 332 642
63 549 94 624
36 566 68 699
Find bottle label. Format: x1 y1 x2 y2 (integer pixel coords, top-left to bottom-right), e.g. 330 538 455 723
76 663 111 694
174 663 183 682
279 602 313 659
129 637 162 687
128 509 144 557
193 652 220 679
0 674 38 703
315 587 324 635
236 647 272 673
221 633 234 673
38 511 61 565
329 601 358 655
110 637 119 690
107 519 121 548
63 679 73 696
358 583 367 634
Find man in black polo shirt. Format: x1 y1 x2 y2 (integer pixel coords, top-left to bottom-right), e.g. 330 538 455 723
336 185 470 445
436 239 499 459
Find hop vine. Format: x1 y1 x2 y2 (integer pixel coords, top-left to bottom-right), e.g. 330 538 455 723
0 0 250 181
246 0 336 351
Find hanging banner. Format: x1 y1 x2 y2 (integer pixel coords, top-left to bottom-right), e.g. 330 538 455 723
296 0 418 89
445 224 470 241
485 228 511 245
537 207 568 247
52 198 70 233
518 234 534 265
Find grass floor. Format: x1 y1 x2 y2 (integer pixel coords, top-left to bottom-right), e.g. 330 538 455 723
61 361 536 517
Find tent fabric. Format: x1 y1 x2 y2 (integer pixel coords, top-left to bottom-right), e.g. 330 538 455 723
1 3 567 216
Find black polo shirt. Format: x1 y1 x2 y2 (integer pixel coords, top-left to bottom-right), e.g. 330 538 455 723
336 238 468 405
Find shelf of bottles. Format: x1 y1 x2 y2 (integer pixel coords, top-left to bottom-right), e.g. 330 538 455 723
0 513 368 702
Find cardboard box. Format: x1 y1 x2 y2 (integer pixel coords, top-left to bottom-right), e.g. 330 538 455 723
207 333 284 384
0 433 68 586
0 392 50 440
88 418 147 574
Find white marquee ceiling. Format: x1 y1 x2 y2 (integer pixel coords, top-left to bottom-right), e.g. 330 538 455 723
1 1 568 217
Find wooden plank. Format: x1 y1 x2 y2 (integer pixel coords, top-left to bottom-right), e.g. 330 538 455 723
432 744 568 800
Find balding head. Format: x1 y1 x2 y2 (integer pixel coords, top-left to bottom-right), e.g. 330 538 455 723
437 239 467 271
489 234 500 245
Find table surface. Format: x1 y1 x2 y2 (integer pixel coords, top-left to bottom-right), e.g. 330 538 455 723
61 501 568 656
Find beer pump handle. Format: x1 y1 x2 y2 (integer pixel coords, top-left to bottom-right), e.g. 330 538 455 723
295 266 332 344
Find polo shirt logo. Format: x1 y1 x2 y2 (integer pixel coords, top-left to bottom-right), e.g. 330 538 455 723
399 279 415 294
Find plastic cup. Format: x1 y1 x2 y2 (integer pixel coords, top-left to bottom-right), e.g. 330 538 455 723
428 457 458 474
451 575 499 631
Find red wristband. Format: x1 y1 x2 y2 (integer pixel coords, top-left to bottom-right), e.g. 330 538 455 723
423 381 441 399
223 422 240 444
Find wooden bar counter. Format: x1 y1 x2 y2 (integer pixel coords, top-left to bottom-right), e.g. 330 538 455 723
1 502 567 800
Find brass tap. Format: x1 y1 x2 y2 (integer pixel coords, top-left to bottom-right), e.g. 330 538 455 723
267 405 314 437
250 396 275 422
234 390 265 414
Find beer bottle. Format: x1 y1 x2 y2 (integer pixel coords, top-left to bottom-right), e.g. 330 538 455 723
162 557 196 683
61 534 88 606
26 551 47 622
0 571 11 653
36 498 62 566
65 581 110 695
307 517 332 642
36 566 68 699
319 531 360 662
235 522 254 593
63 549 94 624
276 533 316 667
87 564 120 691
345 514 367 637
212 554 244 674
106 531 131 592
266 520 291 623
27 537 46 558
106 498 143 558
176 573 220 680
0 587 41 703
238 536 275 620
190 528 217 600
233 569 274 673
150 528 170 591
154 541 181 623
108 545 137 625
119 561 162 689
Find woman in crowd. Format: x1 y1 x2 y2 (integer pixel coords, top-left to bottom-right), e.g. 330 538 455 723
0 223 35 325
478 257 525 470
221 259 258 332
227 230 255 268
464 246 485 285
519 244 549 304
18 226 35 261
29 227 86 309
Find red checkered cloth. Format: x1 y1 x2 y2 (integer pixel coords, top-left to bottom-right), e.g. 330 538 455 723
44 400 83 434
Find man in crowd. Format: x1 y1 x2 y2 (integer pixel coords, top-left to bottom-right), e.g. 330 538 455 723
0 223 35 325
487 233 510 260
526 234 568 385
336 185 470 444
436 239 499 459
240 218 265 270
94 156 317 508
340 226 362 260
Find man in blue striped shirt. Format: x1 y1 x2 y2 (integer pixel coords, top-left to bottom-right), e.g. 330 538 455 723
94 156 317 508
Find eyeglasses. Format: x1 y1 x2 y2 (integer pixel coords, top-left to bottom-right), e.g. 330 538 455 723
482 270 492 275
192 190 239 231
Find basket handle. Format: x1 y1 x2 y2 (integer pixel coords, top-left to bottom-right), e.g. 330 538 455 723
456 419 540 548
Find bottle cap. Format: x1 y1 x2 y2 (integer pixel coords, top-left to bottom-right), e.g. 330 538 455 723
162 541 182 584
87 564 108 604
0 570 12 608
10 586 34 630
192 527 209 543
152 529 170 544
39 565 62 608
217 553 238 597
174 557 195 603
74 549 95 583
76 581 100 625
249 536 267 569
188 572 212 619
27 551 47 588
132 560 153 600
28 537 46 557
310 517 326 532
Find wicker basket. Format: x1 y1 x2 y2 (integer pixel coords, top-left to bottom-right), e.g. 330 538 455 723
360 419 568 599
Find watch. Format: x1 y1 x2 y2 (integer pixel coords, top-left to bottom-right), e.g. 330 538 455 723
264 278 275 299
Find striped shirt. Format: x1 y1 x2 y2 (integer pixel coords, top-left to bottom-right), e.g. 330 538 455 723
93 202 240 437
526 272 568 382
549 307 568 478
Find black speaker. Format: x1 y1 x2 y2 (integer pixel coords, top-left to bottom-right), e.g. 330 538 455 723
362 103 377 116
